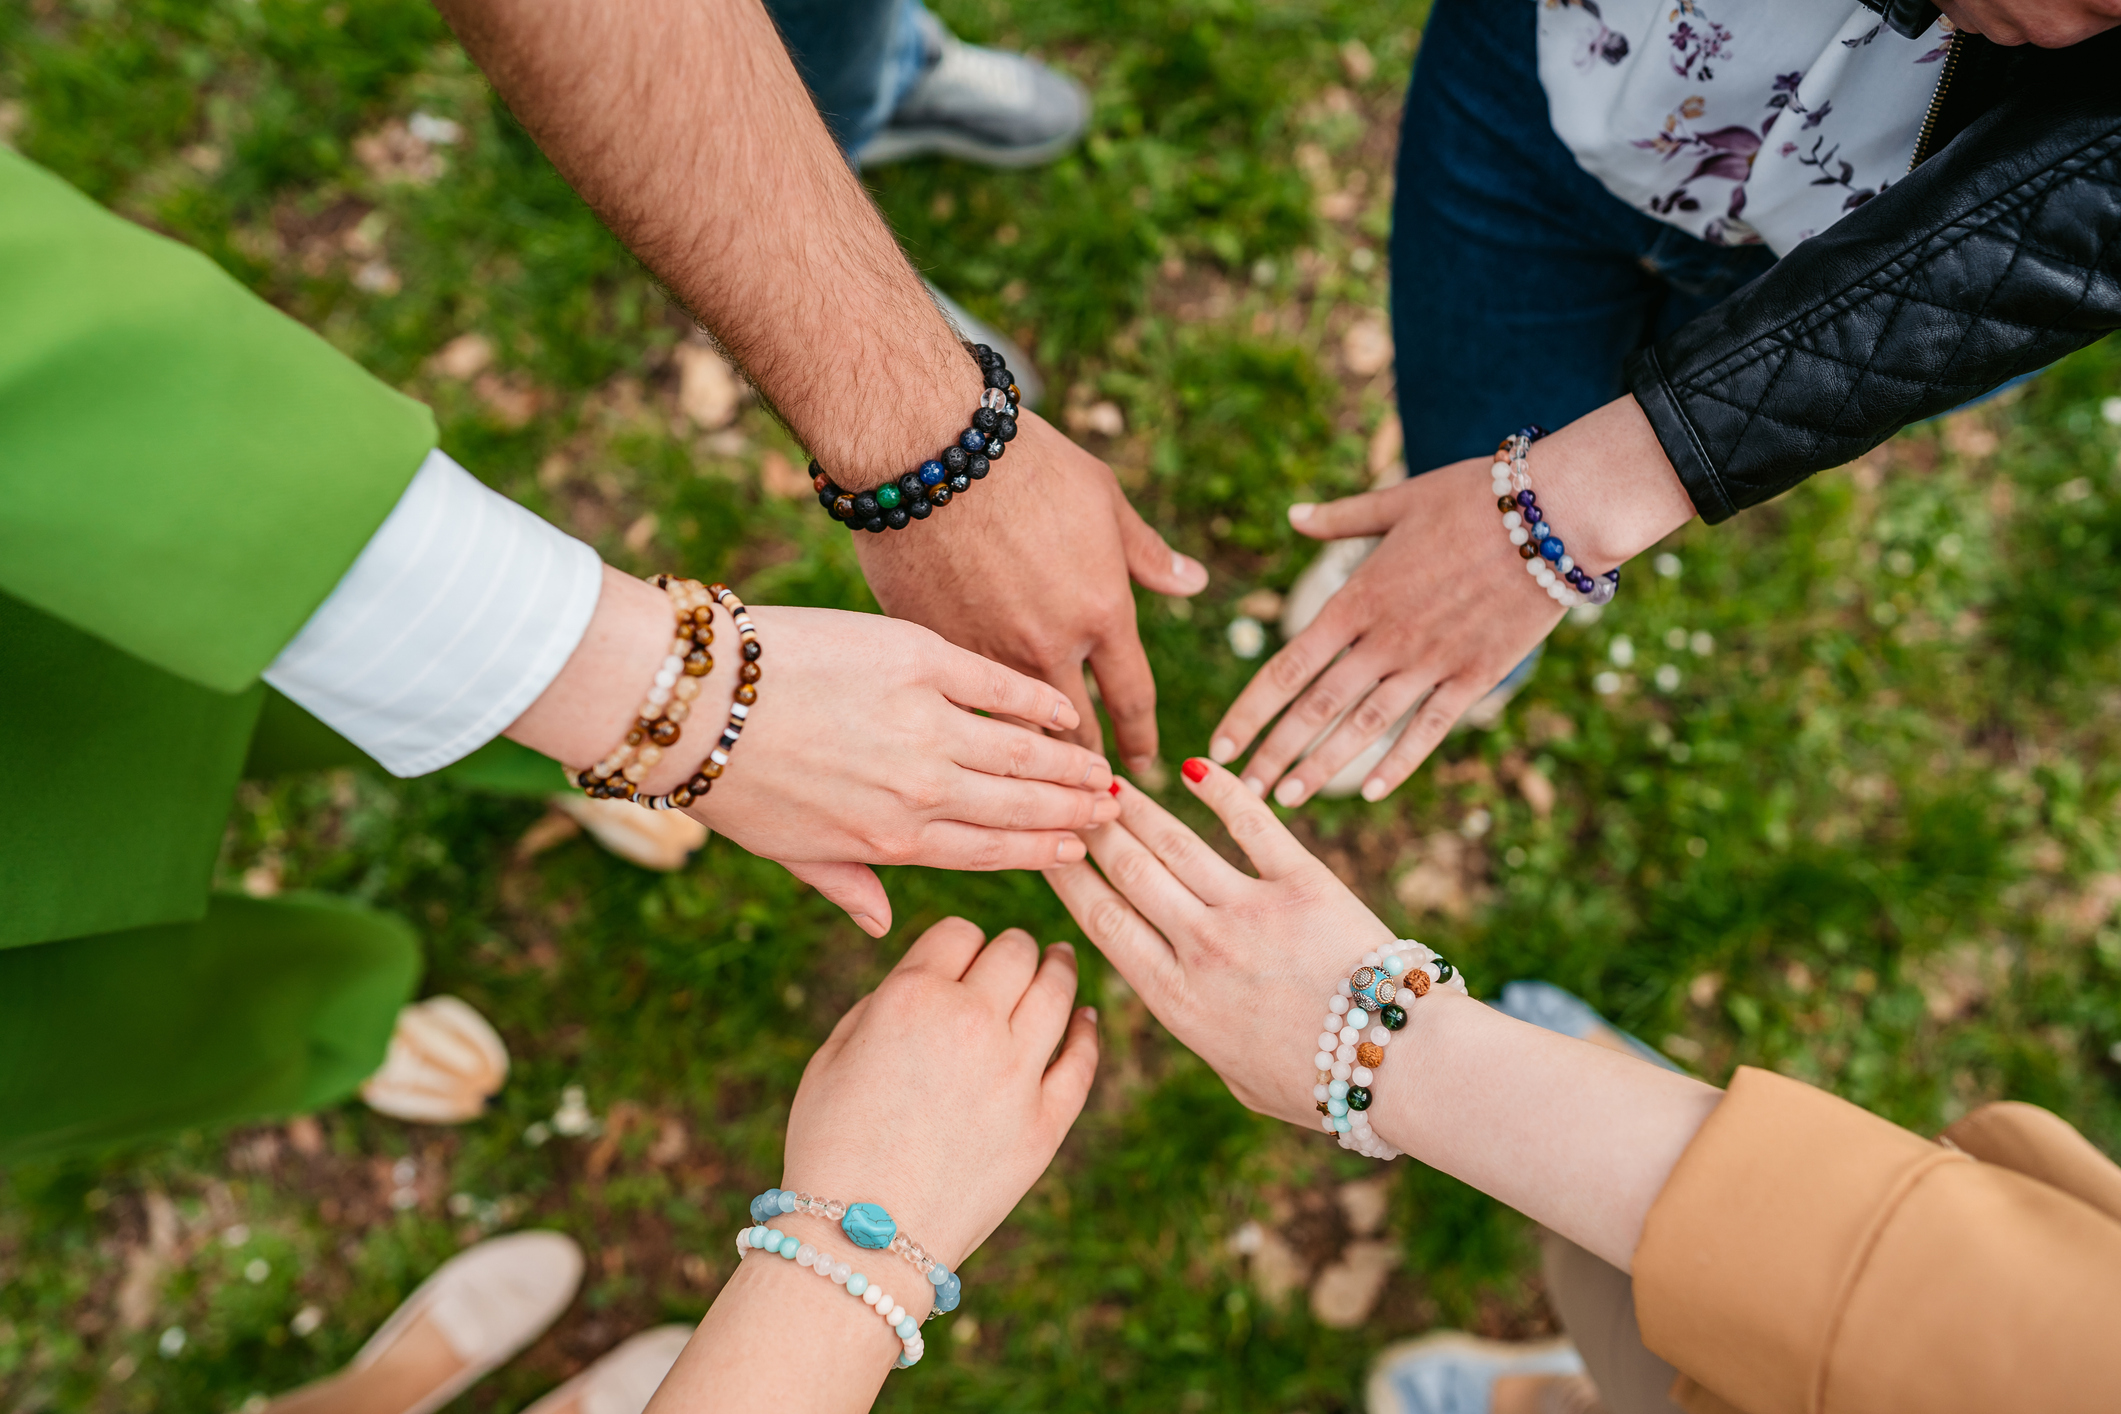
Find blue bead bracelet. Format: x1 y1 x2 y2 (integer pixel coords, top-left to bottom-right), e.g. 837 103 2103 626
748 1188 961 1314
1492 425 1620 608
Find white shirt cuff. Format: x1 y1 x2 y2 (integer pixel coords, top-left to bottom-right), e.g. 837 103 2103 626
265 448 603 777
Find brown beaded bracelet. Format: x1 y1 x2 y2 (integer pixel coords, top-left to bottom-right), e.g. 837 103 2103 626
573 576 718 800
638 582 758 811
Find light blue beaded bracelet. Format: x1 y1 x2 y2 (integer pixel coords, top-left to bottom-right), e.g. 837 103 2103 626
735 1224 925 1368
747 1188 962 1314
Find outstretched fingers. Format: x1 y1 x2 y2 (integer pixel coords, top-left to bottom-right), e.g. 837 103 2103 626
1209 609 1357 774
1286 480 1416 542
1175 757 1317 881
1357 677 1486 802
897 915 989 981
1039 1004 1102 1134
929 638 1083 736
1042 857 1182 1008
1089 624 1161 774
1012 940 1080 1049
777 859 892 938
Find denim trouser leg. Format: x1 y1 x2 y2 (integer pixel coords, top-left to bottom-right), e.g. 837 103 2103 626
764 0 932 152
1390 0 1778 476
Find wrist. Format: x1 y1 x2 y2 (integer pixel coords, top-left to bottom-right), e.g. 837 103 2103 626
1528 395 1696 570
804 349 988 494
755 1208 940 1321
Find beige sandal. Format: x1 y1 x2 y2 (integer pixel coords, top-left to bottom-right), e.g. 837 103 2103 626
522 1324 694 1414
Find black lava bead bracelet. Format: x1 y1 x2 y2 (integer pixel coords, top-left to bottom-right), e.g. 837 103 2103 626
811 343 1020 533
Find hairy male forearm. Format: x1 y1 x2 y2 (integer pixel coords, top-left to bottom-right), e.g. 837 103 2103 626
435 0 979 487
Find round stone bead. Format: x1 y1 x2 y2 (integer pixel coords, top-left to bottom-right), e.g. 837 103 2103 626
779 1240 798 1260
934 1271 962 1312
1356 1041 1385 1068
998 416 1017 442
1347 1007 1369 1029
930 484 953 506
887 507 910 529
1497 496 1517 512
832 494 856 519
853 492 878 517
1434 957 1456 982
777 1192 798 1214
927 1265 950 1286
908 497 933 519
842 1201 897 1249
796 1243 818 1267
1346 1085 1372 1111
1327 1098 1348 1117
831 1262 851 1284
1328 1079 1348 1099
943 445 970 473
847 1273 868 1296
1380 1003 1408 1030
897 1317 919 1339
875 483 902 509
985 365 1011 389
899 471 925 499
1539 537 1563 561
919 460 948 486
960 428 986 452
1516 489 1536 507
967 455 990 479
1313 1050 1336 1070
949 472 972 493
973 407 1000 434
984 436 1006 460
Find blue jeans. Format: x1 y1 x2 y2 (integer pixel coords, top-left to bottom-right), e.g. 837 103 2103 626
1389 0 1779 475
766 0 932 152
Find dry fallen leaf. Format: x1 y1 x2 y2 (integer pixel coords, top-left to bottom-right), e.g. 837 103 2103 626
675 342 743 430
1342 319 1393 377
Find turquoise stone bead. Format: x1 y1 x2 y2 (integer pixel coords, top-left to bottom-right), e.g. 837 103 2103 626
896 1317 918 1338
1333 1115 1351 1133
764 1227 786 1253
842 1201 897 1250
1327 1098 1348 1117
847 1273 869 1296
778 1240 798 1260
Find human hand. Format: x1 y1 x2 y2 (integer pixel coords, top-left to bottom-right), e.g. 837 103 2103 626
1208 395 1694 805
682 606 1121 935
1935 0 2121 46
854 411 1208 773
778 917 1101 1272
1045 759 1397 1126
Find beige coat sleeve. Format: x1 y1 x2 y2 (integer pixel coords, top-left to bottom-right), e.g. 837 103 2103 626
1631 1067 2121 1414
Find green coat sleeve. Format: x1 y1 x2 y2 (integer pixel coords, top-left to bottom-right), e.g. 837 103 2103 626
0 150 435 693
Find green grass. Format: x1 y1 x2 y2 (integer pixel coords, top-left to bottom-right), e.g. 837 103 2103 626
5 0 2121 1409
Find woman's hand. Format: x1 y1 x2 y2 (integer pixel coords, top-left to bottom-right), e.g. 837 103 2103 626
648 918 1098 1414
682 606 1120 933
1207 396 1694 806
1044 759 1397 1126
778 917 1101 1268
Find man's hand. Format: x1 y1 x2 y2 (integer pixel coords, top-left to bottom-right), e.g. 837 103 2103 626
1209 395 1695 804
855 410 1207 770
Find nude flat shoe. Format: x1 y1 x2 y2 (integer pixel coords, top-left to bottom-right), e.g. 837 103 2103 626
550 794 710 872
351 1231 584 1414
361 995 510 1124
521 1325 694 1414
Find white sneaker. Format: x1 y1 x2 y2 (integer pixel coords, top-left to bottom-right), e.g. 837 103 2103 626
522 1325 694 1414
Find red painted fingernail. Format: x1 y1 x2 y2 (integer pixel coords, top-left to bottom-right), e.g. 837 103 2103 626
1182 758 1208 784
1109 781 1121 797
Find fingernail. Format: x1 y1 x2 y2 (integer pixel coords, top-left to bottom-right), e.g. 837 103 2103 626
1109 780 1121 797
1057 837 1087 863
1181 758 1208 784
1243 775 1266 797
1274 777 1307 807
1209 736 1236 764
1083 1006 1099 1023
852 913 882 936
1361 777 1389 802
1051 700 1068 726
1288 503 1315 523
1053 940 1076 956
1126 755 1154 774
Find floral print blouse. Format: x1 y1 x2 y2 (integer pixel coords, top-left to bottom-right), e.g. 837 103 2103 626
1536 1 1952 255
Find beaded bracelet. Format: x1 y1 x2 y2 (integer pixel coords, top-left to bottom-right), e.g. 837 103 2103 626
749 1187 962 1314
735 1225 926 1369
1310 940 1468 1161
637 583 760 810
572 575 719 799
812 343 1019 533
1492 426 1620 608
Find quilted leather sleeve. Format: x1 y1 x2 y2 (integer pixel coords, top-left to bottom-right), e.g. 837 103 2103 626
1625 38 2121 525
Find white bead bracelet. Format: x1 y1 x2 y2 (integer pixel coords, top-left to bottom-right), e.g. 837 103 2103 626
737 1225 926 1369
1310 939 1468 1161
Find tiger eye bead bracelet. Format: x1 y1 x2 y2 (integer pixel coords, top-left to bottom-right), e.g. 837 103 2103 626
572 575 719 800
638 582 759 811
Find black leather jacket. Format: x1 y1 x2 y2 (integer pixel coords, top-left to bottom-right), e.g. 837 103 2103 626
1624 29 2121 524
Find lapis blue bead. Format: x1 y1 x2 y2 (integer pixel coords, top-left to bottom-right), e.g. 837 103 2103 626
1539 537 1563 561
934 1272 962 1313
960 428 985 452
842 1202 897 1249
919 460 947 486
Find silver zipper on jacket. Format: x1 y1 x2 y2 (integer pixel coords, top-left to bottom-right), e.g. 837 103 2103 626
1910 28 1961 170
